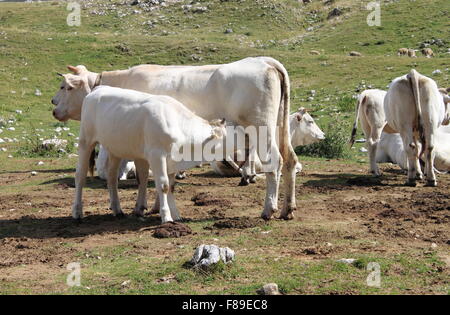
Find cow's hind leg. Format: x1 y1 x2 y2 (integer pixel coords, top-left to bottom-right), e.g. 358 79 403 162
72 139 96 220
402 133 420 186
424 133 437 187
107 154 125 217
259 133 283 220
280 144 297 220
133 159 149 217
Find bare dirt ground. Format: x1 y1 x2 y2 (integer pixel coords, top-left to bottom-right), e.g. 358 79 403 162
0 160 449 294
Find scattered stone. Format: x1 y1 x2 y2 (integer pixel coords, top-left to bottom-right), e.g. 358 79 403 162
121 280 131 287
224 28 233 34
327 7 342 19
355 138 366 143
360 147 368 153
349 51 362 57
37 161 44 166
257 283 281 295
337 258 356 264
35 89 42 96
432 69 442 76
189 244 235 269
31 171 38 176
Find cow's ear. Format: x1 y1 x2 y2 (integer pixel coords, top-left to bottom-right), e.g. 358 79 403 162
67 76 84 88
67 65 81 74
296 113 302 121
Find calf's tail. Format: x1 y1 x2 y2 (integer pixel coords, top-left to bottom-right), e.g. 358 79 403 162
349 95 365 147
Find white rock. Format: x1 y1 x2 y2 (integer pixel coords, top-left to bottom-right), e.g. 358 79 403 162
190 244 235 269
0 138 4 143
37 161 44 166
35 89 42 96
337 258 356 264
7 127 15 131
1 148 7 152
360 147 368 153
31 171 37 176
432 69 442 75
259 283 280 295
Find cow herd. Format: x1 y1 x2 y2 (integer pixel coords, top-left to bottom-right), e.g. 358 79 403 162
50 58 450 224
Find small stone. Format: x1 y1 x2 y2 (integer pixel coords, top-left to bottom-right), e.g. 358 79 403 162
37 161 44 166
337 258 356 264
31 171 37 176
258 283 280 295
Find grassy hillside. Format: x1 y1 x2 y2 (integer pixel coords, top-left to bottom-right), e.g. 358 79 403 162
0 0 449 295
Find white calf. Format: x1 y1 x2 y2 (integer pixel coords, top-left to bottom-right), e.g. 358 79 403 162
349 89 394 176
73 86 226 223
210 108 325 177
385 69 450 186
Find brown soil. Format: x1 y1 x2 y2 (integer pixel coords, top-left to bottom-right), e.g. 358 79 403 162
0 161 449 293
153 222 193 238
211 217 265 229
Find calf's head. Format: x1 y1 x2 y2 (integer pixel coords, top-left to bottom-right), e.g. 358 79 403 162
439 88 450 125
290 108 325 147
51 65 93 121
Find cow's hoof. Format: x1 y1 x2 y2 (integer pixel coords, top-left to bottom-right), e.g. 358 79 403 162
261 211 274 221
370 170 381 177
416 174 424 180
73 217 83 224
238 177 250 186
114 212 126 219
249 175 257 184
425 180 437 187
279 213 294 220
133 207 147 217
405 180 417 187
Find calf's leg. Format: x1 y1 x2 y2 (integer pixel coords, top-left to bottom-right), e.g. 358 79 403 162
133 159 149 216
72 139 96 220
107 154 124 217
167 174 181 221
148 151 173 224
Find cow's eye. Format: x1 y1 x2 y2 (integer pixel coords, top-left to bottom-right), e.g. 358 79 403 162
60 86 64 89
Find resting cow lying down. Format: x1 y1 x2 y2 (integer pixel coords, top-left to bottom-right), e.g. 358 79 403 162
54 83 233 223
210 108 325 177
376 129 450 172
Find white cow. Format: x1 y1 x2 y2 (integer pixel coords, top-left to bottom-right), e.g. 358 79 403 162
376 130 450 172
70 86 227 223
349 89 395 176
211 108 325 177
53 57 298 220
384 69 450 186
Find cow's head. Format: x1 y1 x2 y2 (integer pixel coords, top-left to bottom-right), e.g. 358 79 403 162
51 65 95 121
439 88 450 126
290 108 325 147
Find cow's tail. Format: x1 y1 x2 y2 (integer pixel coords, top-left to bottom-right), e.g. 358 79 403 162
349 95 365 147
261 57 297 165
88 147 96 178
408 69 425 157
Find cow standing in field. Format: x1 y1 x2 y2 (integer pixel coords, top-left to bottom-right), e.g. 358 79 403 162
211 108 325 177
384 69 450 186
58 85 228 223
53 57 298 220
349 89 395 176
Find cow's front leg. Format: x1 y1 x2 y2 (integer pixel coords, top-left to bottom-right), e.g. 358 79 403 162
107 154 124 217
133 159 149 217
72 139 96 220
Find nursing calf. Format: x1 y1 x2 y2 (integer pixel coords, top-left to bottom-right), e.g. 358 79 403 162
72 86 226 223
210 108 325 177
